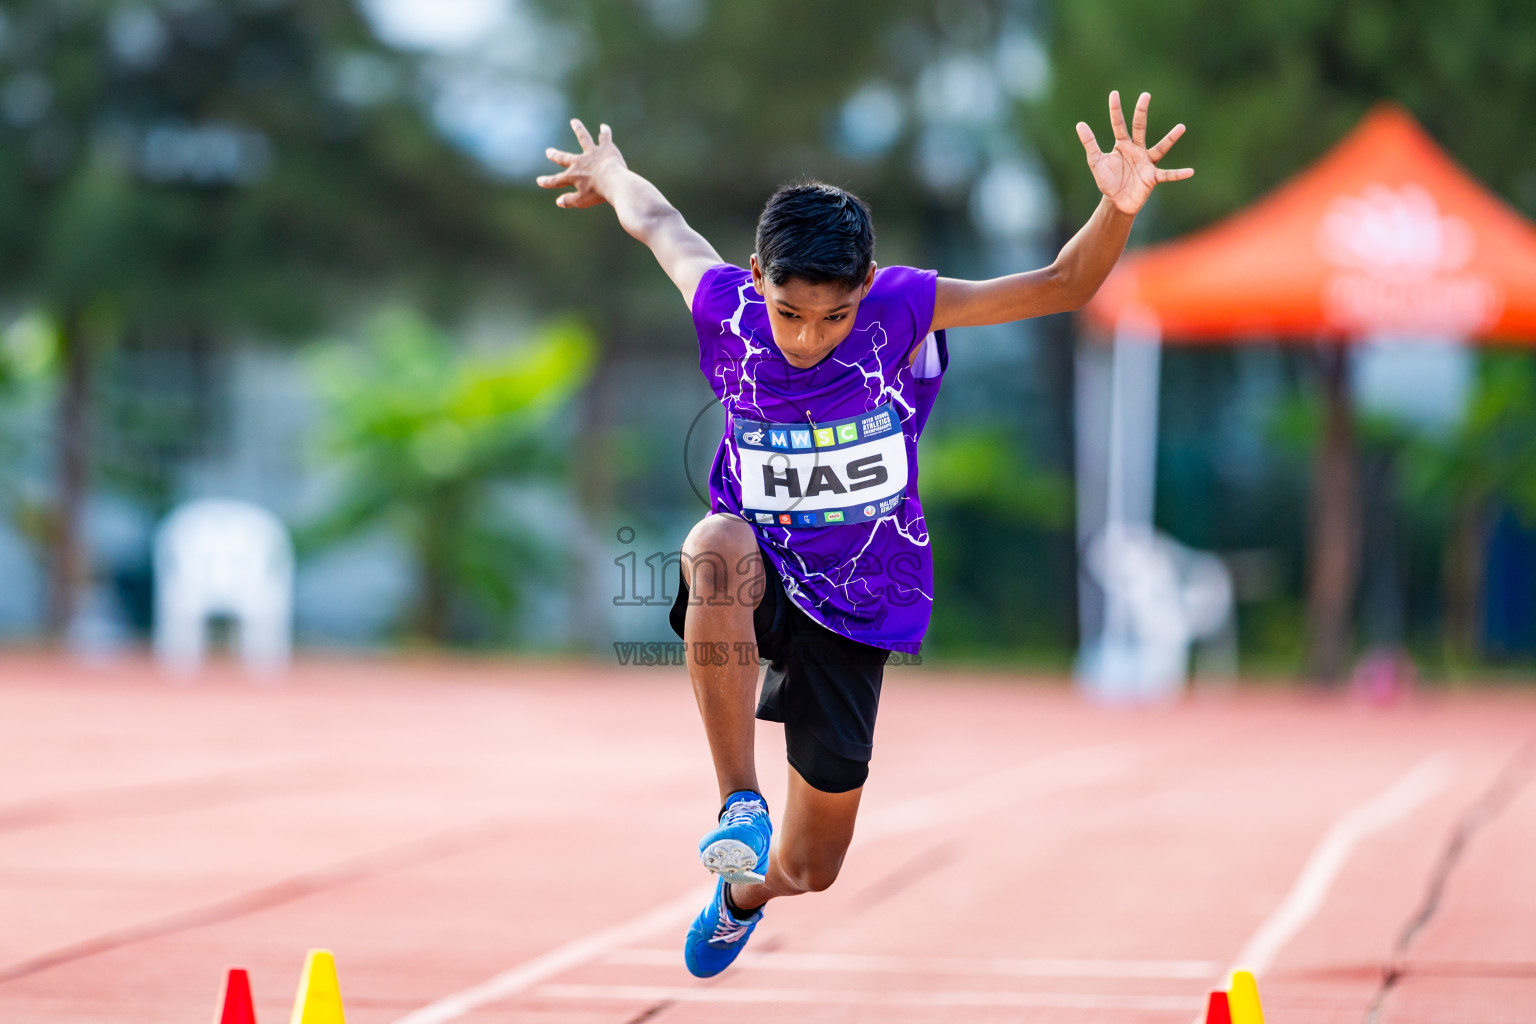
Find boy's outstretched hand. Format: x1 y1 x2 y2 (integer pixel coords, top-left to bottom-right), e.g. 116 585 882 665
931 90 1191 330
538 118 626 209
535 117 722 304
1077 91 1192 215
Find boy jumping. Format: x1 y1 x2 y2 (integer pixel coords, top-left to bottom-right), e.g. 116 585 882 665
537 90 1191 977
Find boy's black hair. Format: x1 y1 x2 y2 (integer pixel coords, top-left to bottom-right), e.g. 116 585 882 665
755 181 874 291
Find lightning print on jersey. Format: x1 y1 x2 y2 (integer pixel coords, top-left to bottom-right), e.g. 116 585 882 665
833 321 917 420
695 264 943 652
714 278 771 493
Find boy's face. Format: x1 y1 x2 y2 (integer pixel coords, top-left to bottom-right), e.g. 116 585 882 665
750 255 877 370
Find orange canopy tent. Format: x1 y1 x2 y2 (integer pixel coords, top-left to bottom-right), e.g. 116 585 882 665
1086 104 1536 342
1073 106 1536 691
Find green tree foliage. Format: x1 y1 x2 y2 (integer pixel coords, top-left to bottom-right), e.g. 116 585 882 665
521 0 1023 319
919 432 1072 529
920 432 1077 657
305 310 594 643
1034 0 1536 235
1402 354 1536 662
0 0 508 323
1404 356 1536 521
0 312 57 549
0 0 516 635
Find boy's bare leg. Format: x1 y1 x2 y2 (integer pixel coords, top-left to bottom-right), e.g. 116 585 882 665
729 766 862 910
682 513 766 802
683 513 862 905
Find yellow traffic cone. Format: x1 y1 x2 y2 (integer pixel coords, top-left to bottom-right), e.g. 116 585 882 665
1228 970 1265 1024
289 950 346 1024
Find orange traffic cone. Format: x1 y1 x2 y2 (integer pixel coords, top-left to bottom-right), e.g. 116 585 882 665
213 968 257 1024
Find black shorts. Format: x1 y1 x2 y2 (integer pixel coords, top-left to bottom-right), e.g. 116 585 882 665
669 548 889 794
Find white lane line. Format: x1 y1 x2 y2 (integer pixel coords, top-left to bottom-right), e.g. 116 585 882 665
391 884 713 1024
535 982 1201 1011
606 947 1219 979
391 743 1145 1023
1224 753 1455 985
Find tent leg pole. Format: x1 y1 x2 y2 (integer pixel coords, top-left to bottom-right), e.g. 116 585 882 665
1306 342 1361 684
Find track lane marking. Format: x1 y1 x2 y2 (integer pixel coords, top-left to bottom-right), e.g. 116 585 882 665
606 947 1220 979
392 886 714 1024
1222 753 1455 989
0 814 531 986
391 743 1148 1023
534 982 1200 1011
0 763 336 834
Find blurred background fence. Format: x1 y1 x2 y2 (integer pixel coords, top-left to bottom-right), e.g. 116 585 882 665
0 0 1533 680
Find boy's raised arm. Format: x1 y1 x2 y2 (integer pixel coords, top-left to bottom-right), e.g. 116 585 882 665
538 119 723 307
930 91 1192 332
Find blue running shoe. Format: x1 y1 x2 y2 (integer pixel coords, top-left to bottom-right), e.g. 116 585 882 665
684 876 763 978
698 790 771 884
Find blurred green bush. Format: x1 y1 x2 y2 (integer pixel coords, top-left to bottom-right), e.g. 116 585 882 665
303 310 593 644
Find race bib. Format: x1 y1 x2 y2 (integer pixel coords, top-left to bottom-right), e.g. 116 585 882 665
733 402 908 528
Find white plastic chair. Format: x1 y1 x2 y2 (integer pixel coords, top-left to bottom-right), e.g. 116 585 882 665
1079 523 1235 702
154 499 293 675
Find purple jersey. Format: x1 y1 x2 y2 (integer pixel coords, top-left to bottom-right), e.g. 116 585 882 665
690 263 947 653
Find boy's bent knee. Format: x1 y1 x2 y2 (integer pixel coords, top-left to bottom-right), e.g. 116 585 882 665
685 514 756 558
777 853 845 894
682 515 762 596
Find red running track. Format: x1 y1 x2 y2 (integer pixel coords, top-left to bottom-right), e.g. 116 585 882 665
0 656 1532 1024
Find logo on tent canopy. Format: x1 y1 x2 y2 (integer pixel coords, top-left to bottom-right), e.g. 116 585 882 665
1316 184 1502 335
